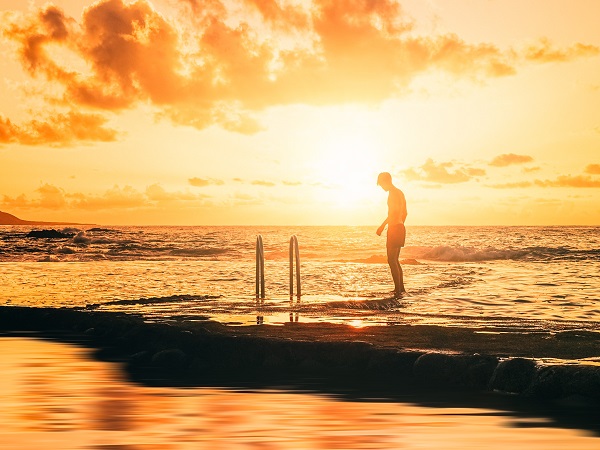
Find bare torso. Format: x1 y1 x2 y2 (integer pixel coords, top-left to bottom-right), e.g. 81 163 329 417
387 186 407 225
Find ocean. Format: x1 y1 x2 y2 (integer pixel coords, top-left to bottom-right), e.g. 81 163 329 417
1 225 599 331
3 225 600 447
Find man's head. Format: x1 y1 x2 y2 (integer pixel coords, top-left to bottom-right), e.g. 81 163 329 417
377 172 393 191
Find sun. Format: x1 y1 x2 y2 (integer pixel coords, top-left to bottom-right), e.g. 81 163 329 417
312 128 383 208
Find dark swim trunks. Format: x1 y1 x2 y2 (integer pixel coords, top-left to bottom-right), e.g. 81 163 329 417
387 223 406 248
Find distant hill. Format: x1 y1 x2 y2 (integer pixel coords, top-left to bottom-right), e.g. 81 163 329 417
0 211 92 226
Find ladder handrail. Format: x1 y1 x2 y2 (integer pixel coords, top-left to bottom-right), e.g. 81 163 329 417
255 235 265 299
255 234 302 300
289 235 301 299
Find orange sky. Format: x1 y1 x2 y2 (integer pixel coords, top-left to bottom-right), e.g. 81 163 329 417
0 0 599 225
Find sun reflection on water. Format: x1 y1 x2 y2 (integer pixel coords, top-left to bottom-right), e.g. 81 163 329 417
349 319 365 328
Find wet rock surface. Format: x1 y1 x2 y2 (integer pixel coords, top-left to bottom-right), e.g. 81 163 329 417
490 358 538 394
526 364 600 400
413 352 499 389
26 229 75 239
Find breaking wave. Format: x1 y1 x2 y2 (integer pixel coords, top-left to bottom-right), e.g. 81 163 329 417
340 246 600 263
403 245 528 262
411 245 600 262
1 226 598 263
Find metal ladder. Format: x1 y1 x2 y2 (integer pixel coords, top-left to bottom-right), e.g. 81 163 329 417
255 234 301 300
255 235 265 299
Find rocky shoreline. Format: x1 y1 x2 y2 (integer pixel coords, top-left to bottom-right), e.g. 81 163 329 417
2 305 599 405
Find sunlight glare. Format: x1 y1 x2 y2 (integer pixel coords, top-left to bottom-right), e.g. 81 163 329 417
313 128 382 209
349 319 366 328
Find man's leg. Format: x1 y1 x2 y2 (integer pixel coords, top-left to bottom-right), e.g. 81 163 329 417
387 245 405 296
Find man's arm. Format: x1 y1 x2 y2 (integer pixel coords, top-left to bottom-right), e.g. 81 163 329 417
376 218 388 236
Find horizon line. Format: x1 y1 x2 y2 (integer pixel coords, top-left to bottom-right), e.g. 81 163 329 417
3 223 598 227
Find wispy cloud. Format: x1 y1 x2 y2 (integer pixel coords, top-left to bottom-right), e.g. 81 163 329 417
584 164 600 175
228 178 301 187
1 184 68 209
489 153 534 167
401 159 485 184
0 112 118 146
188 177 225 187
3 0 596 136
251 180 276 187
534 175 600 188
488 163 600 189
1 183 210 211
146 184 201 202
68 185 147 210
487 181 533 189
524 38 599 63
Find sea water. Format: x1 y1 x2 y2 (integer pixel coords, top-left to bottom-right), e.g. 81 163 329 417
2 227 600 448
1 225 599 330
2 338 600 449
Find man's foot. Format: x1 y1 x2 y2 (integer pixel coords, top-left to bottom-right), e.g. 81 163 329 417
394 290 407 299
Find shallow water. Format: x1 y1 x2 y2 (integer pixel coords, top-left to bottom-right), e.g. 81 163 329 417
1 226 599 331
2 337 599 449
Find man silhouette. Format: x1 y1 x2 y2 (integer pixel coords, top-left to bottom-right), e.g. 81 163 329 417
376 172 407 298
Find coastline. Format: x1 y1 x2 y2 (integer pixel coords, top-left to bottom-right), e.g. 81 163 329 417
2 305 599 403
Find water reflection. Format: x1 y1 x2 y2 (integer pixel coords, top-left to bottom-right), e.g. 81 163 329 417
2 337 599 449
255 296 301 325
256 297 264 324
290 296 300 323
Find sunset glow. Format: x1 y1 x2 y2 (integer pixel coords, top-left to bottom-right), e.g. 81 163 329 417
1 0 599 225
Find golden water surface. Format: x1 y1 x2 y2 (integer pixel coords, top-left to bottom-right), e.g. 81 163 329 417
1 338 598 449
